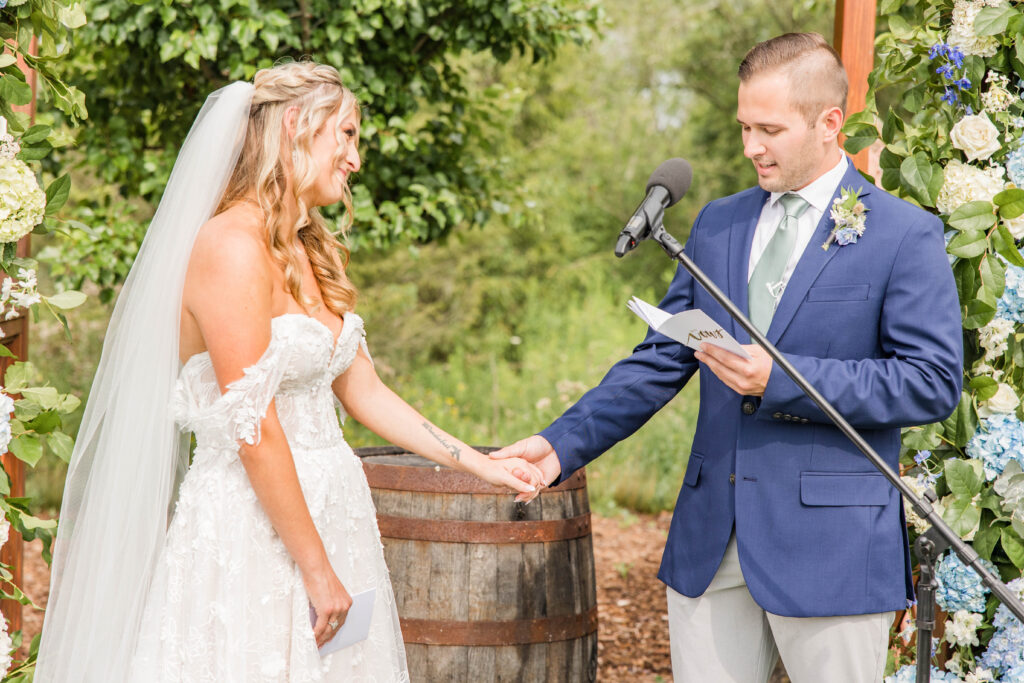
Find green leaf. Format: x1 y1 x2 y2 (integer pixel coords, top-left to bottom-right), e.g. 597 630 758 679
948 201 997 232
47 431 73 463
44 291 86 310
19 387 59 410
980 255 1006 299
902 422 942 450
948 229 989 258
3 363 33 392
995 188 1024 219
9 435 42 467
44 174 70 216
991 225 1024 266
843 122 878 155
19 125 49 145
969 375 999 401
943 494 982 538
941 392 978 447
974 522 1001 561
974 5 1018 36
963 296 997 329
1001 526 1024 569
946 459 984 497
900 154 941 207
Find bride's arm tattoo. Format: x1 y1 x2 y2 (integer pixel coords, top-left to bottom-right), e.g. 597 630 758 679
422 422 461 462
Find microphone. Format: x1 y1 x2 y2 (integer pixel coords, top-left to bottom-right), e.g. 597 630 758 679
615 158 693 257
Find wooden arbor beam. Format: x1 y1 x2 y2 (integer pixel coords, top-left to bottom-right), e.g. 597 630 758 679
0 36 39 636
834 0 878 175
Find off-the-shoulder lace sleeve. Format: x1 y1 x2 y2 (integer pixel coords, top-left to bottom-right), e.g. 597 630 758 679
178 340 290 448
331 313 371 378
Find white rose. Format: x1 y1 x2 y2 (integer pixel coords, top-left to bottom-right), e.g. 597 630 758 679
979 382 1020 417
936 159 1007 214
951 112 1003 162
1004 213 1024 239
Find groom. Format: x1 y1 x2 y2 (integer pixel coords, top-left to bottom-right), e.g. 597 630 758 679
495 32 962 682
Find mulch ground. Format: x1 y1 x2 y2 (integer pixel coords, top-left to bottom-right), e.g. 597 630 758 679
14 512 788 681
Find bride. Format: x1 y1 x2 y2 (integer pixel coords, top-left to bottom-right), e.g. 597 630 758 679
35 61 542 681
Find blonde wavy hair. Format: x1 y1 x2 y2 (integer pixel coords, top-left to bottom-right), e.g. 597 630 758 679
218 61 360 316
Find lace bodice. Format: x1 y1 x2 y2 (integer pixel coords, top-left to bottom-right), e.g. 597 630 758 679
174 313 367 450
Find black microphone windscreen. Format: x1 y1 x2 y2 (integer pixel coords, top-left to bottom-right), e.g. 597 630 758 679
645 158 693 206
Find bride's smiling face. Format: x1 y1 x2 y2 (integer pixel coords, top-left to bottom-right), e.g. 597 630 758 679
300 108 361 208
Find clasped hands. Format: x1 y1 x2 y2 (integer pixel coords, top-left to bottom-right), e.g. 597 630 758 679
489 342 773 501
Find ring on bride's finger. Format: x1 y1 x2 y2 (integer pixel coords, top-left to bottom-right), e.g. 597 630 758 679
328 619 339 630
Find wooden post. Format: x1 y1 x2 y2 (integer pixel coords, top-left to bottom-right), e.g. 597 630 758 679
834 0 878 175
0 35 39 636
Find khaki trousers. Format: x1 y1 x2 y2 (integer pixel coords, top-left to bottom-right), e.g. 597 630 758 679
665 535 893 682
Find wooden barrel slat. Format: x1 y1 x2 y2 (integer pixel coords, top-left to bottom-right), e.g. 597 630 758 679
376 513 591 544
400 606 599 646
359 447 598 682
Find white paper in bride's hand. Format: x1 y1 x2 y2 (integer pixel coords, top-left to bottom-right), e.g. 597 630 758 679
627 297 751 359
309 588 376 656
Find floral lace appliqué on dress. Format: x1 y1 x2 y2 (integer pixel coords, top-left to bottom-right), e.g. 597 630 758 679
129 314 409 682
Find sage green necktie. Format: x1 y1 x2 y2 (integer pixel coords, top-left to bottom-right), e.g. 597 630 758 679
748 193 810 334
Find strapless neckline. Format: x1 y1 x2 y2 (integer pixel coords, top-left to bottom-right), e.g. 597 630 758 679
181 313 349 370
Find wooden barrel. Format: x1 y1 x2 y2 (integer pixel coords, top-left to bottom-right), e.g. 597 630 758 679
356 446 598 682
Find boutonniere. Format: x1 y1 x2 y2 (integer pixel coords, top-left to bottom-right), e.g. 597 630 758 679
822 186 868 251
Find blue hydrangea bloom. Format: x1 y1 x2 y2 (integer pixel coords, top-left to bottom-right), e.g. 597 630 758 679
883 664 960 683
967 414 1024 480
835 227 860 246
980 579 1024 675
1007 147 1024 187
997 262 1024 324
934 552 998 613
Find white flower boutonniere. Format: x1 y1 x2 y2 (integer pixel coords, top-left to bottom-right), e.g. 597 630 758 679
822 186 869 251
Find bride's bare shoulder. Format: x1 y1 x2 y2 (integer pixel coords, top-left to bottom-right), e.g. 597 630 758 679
187 204 271 282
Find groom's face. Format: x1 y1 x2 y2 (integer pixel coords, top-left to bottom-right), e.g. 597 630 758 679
737 70 827 193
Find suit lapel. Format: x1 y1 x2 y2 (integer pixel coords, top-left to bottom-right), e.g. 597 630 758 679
727 189 769 344
766 162 873 344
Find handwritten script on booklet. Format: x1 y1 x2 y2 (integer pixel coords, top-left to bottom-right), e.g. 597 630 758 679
626 297 752 359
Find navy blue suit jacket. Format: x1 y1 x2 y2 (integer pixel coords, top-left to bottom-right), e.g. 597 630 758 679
540 162 963 617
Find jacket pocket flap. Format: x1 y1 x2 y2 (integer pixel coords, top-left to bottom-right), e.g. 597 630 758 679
800 471 889 506
806 284 870 302
684 453 704 487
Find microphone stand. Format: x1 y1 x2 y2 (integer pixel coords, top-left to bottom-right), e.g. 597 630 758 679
626 221 1024 683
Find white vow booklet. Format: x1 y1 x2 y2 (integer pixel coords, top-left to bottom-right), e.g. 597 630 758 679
627 296 752 359
309 587 376 656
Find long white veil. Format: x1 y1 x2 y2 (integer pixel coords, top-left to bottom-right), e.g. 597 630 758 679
35 81 253 681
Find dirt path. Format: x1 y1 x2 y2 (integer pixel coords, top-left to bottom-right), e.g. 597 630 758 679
16 513 787 681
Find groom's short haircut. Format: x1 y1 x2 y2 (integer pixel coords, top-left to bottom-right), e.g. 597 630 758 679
738 32 848 126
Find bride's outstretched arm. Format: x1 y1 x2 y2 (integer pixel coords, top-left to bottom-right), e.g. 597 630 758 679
183 217 350 647
332 351 543 494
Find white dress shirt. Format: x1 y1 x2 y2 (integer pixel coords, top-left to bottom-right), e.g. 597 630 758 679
747 155 848 287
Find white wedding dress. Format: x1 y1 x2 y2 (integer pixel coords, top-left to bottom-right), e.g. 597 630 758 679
128 313 409 682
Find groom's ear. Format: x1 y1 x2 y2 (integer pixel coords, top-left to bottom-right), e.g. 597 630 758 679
819 106 845 144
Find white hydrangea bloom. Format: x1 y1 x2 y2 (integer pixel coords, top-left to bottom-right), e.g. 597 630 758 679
948 0 1004 57
978 316 1014 361
0 617 12 675
946 609 984 647
965 666 995 683
0 158 45 243
936 159 1007 215
0 390 13 457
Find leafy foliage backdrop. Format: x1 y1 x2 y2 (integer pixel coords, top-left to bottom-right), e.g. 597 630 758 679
855 0 1024 679
0 0 88 679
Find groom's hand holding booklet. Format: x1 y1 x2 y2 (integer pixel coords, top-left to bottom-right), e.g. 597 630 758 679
626 296 751 359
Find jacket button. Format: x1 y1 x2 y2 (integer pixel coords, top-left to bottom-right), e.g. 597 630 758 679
729 473 736 484
741 400 756 415
784 414 793 421
772 412 782 419
801 418 809 424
